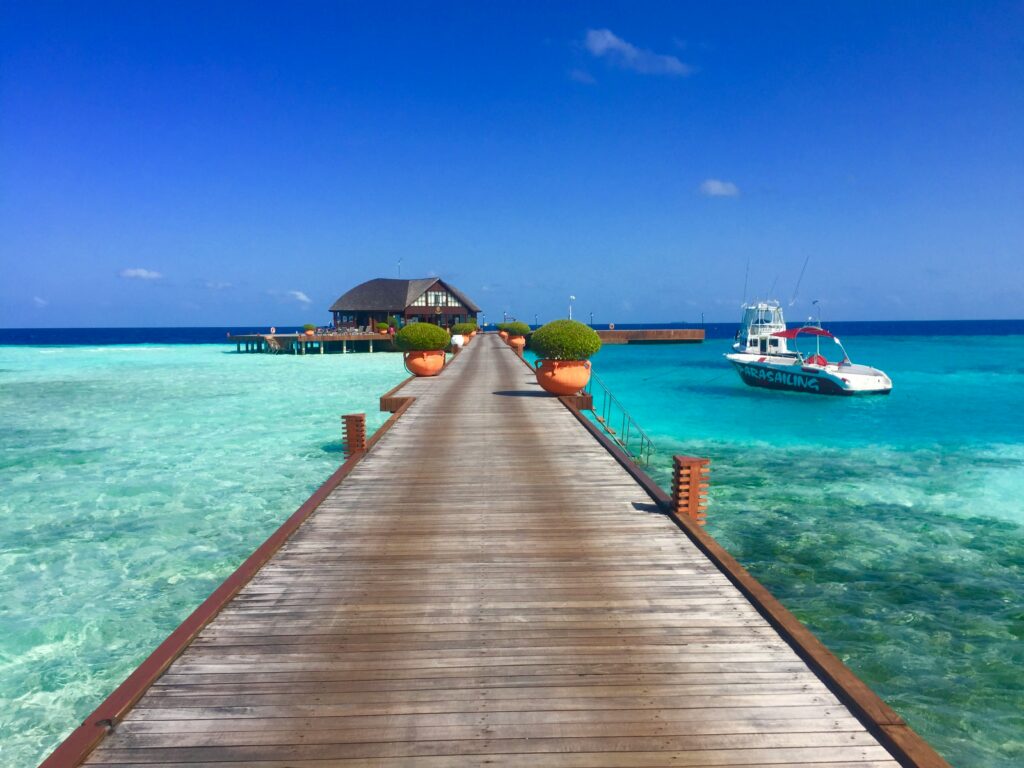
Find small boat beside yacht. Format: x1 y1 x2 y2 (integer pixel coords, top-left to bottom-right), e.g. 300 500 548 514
725 301 892 395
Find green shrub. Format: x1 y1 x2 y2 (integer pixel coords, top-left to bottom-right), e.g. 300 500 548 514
386 315 400 328
394 322 451 351
376 322 389 332
504 321 531 337
302 323 316 332
451 322 477 336
529 319 602 360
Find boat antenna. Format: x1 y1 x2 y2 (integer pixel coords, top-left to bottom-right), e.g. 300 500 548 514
767 274 779 298
741 256 750 306
789 255 810 306
812 299 821 326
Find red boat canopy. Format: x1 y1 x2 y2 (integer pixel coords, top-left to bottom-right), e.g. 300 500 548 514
772 326 835 339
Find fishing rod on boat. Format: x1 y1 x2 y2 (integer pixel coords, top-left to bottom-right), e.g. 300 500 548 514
741 256 750 307
789 255 811 307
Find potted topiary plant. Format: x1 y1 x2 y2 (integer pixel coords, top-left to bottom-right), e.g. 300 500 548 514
528 319 602 395
497 322 510 342
376 322 390 335
394 322 451 377
303 323 316 337
504 321 531 354
451 322 476 346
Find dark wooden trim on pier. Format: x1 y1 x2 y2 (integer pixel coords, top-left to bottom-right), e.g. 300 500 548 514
39 394 420 768
556 397 949 768
45 335 946 768
379 375 416 412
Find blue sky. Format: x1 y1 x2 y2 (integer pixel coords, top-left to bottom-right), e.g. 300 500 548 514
2 1 1022 327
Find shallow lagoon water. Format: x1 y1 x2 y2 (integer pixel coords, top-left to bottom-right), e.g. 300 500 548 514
1 335 1022 767
585 335 1024 767
0 345 406 767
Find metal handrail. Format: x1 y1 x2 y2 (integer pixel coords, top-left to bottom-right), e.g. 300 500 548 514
584 371 657 466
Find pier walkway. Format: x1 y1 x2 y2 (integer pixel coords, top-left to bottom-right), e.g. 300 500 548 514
57 335 942 767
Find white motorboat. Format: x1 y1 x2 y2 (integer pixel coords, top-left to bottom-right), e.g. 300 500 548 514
725 301 892 395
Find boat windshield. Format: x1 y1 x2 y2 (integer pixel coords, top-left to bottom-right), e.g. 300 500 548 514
741 304 785 333
789 333 850 365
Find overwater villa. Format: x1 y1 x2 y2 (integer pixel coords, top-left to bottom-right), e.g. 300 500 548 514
329 277 481 331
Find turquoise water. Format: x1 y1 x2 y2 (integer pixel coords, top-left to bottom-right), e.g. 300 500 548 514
0 345 406 767
2 339 1022 767
584 336 1024 767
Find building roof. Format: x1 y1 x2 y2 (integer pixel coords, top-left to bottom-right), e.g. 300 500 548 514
329 278 481 313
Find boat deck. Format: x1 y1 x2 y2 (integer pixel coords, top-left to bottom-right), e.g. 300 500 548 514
55 335 941 767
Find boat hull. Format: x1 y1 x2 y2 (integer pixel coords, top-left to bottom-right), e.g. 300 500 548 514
727 356 891 396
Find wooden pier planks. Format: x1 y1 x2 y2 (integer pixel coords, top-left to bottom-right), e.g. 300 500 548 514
78 335 917 767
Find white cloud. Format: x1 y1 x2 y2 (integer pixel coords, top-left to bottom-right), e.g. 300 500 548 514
569 68 596 84
204 281 232 290
288 290 311 304
32 296 48 307
700 179 740 197
584 29 692 76
120 268 163 280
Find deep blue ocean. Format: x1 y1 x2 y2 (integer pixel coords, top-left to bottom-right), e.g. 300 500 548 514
1 320 1022 767
1 318 1022 346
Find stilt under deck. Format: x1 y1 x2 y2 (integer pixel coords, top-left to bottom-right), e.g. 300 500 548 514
54 335 944 767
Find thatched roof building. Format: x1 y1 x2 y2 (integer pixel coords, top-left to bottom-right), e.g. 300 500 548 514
329 278 480 330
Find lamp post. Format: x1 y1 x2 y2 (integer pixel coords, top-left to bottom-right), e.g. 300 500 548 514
589 311 594 326
569 295 576 320
534 313 539 327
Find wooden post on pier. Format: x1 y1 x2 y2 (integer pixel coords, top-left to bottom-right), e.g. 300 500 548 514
342 413 367 459
672 455 710 526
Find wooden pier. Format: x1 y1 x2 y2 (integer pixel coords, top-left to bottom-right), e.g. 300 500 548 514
45 335 945 767
228 332 394 355
596 328 704 344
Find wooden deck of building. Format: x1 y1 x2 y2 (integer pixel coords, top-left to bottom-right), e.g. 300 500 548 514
228 332 393 354
47 334 945 767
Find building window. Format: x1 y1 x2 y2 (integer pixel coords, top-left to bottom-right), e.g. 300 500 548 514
411 289 461 308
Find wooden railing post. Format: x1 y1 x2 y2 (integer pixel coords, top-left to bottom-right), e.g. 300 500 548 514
342 413 367 459
672 455 710 525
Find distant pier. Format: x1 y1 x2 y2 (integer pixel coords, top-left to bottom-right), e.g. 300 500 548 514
48 334 945 768
597 328 704 344
229 327 705 355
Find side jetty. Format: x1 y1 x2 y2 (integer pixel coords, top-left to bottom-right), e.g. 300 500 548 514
597 328 704 344
44 334 945 767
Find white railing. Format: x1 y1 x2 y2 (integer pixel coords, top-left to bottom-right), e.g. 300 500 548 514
585 371 657 466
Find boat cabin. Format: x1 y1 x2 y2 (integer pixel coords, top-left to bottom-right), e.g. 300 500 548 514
735 301 793 356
